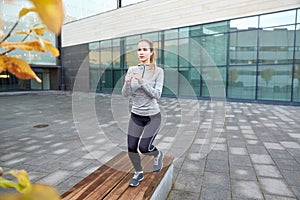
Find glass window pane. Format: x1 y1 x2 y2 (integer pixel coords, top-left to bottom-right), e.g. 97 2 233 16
164 29 178 40
189 25 202 37
163 68 178 96
202 21 229 35
201 66 226 98
227 66 256 99
257 65 292 101
229 30 257 65
201 34 227 66
100 40 112 69
141 32 159 41
230 16 258 31
89 42 100 90
260 10 296 28
258 26 295 64
179 38 189 67
126 35 141 45
125 44 139 67
190 37 201 66
179 68 200 96
113 70 126 93
293 64 300 102
100 69 113 92
113 46 121 68
179 27 189 38
298 9 300 23
164 39 178 67
295 24 300 63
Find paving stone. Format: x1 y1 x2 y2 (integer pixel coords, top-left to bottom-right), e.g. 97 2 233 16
250 154 274 165
281 142 300 149
167 189 200 200
229 147 247 155
273 158 300 171
173 171 203 193
264 142 285 150
231 179 264 199
203 172 230 190
230 165 257 181
264 194 297 200
200 187 231 200
259 177 294 197
254 164 282 178
290 186 300 199
229 155 252 167
268 149 295 160
205 159 229 173
280 170 300 186
38 170 74 186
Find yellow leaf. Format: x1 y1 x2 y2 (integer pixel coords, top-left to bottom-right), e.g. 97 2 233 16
31 184 61 200
18 8 36 18
31 26 46 36
44 39 60 56
0 40 59 56
5 56 42 83
29 0 64 35
0 55 7 73
10 170 32 194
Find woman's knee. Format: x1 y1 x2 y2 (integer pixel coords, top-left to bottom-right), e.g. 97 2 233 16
139 145 149 154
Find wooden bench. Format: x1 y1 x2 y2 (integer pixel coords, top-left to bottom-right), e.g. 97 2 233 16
61 151 174 200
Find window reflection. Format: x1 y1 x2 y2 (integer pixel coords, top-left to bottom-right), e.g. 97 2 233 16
260 10 296 28
257 65 292 101
230 30 257 65
227 66 256 99
230 16 258 31
258 26 295 64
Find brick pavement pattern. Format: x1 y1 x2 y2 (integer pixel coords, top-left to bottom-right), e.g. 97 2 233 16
0 91 300 200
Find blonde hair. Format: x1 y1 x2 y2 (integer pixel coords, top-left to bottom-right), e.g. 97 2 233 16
138 38 156 76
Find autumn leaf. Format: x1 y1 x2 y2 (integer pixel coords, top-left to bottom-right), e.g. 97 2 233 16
18 8 36 18
29 0 64 35
43 39 59 56
4 55 42 83
0 40 59 56
0 55 6 73
30 184 61 200
31 26 46 36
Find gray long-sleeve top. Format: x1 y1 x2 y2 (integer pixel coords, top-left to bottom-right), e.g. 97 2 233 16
122 64 164 116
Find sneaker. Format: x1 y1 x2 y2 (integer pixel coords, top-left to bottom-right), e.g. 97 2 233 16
153 151 164 172
129 171 144 187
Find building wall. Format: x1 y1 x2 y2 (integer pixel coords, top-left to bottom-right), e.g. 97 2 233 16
61 44 89 91
62 0 299 47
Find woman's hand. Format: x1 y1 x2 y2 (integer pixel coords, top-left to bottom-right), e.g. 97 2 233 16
125 74 132 84
133 72 143 84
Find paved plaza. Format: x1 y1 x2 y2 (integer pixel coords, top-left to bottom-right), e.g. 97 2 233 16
0 91 300 200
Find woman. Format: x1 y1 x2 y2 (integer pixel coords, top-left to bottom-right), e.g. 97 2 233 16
122 38 164 187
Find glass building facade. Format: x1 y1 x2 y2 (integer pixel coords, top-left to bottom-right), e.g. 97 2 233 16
88 8 300 103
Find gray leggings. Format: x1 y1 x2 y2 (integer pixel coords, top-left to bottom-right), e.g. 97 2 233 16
127 112 161 172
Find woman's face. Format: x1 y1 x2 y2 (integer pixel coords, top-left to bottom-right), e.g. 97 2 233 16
137 41 153 64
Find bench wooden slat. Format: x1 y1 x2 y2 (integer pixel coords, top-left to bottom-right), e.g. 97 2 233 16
62 152 133 200
61 151 174 200
103 155 173 200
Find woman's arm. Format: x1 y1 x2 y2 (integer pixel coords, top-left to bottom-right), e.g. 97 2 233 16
122 68 132 97
140 68 164 99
